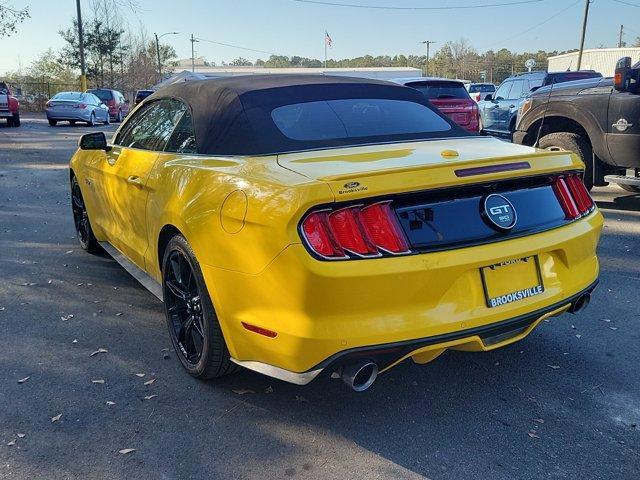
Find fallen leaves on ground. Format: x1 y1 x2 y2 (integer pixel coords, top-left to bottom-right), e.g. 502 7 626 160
92 379 105 384
18 376 30 384
264 386 274 394
547 365 561 370
51 413 62 422
232 388 254 395
143 378 156 386
60 314 74 321
17 433 25 438
90 348 108 357
118 448 136 455
6 439 16 446
295 395 309 403
527 432 540 439
135 373 145 377
106 401 116 405
144 395 157 400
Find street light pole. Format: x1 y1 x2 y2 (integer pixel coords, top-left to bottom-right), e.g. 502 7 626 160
76 0 87 91
154 32 178 82
576 0 591 70
420 40 436 76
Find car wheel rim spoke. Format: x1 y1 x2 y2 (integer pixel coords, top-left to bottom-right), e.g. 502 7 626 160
164 250 205 365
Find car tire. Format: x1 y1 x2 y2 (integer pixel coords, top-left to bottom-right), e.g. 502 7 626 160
538 132 594 190
87 113 95 127
104 113 110 125
11 112 20 127
162 235 239 380
48 119 57 127
116 110 122 122
70 176 101 254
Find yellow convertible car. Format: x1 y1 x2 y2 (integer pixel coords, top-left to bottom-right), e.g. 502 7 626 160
69 75 602 391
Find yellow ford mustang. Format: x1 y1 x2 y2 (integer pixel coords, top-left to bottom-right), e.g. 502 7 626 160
69 75 602 391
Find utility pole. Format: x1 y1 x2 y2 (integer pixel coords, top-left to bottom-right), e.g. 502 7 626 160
154 32 178 82
420 40 436 76
155 33 162 81
576 0 591 70
618 25 625 48
75 0 87 91
190 34 199 72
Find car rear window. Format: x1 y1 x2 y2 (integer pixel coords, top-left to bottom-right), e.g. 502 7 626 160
406 81 470 100
546 72 601 85
271 98 452 141
89 89 114 101
468 84 495 93
53 92 83 101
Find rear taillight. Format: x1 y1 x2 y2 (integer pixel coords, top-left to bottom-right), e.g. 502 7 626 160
301 202 410 260
553 173 594 220
74 103 87 109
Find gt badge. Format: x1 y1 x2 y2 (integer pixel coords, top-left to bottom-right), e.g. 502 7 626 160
482 194 517 231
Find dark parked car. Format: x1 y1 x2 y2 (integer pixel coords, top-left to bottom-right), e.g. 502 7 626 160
135 89 155 105
479 70 602 138
86 88 130 122
392 77 479 132
513 57 640 192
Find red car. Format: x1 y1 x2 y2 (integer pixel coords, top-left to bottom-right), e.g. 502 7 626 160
0 81 20 127
86 88 130 122
393 77 479 133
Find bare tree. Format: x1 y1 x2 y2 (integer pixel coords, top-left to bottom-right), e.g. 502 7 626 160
0 1 29 37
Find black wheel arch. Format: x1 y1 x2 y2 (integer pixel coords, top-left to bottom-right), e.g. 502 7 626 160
158 224 184 271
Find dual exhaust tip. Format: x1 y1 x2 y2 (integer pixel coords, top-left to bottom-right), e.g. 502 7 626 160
338 359 378 392
568 293 591 314
337 293 591 391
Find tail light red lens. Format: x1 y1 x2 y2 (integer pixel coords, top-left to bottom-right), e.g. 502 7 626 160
301 211 345 259
74 103 87 109
360 202 410 254
553 173 595 220
301 202 410 260
328 207 378 256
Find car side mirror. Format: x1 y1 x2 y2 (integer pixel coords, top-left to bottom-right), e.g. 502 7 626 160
485 94 493 101
79 132 111 151
615 57 632 92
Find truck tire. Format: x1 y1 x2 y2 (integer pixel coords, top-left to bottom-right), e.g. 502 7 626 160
619 184 640 194
538 132 593 190
11 112 20 127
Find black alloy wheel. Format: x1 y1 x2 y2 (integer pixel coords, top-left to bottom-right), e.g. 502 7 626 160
70 176 101 253
162 235 238 379
164 249 206 365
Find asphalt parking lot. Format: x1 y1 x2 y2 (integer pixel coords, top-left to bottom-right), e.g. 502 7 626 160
1 114 639 480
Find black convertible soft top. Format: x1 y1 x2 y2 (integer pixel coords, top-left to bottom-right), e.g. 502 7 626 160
148 74 466 155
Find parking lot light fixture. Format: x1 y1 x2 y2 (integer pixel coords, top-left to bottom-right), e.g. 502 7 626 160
155 32 179 81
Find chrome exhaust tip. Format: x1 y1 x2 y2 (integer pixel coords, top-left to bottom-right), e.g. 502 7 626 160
569 293 591 314
340 360 378 392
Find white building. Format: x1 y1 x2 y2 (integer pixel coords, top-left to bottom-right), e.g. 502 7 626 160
154 66 423 90
547 48 640 77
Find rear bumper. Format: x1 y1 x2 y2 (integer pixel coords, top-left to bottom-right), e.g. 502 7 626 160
203 210 603 378
46 109 92 121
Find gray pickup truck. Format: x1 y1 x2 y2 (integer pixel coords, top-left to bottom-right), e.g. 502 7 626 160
513 57 640 192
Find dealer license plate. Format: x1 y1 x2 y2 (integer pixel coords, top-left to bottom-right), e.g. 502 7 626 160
480 256 544 308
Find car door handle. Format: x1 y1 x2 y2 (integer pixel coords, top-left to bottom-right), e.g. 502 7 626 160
127 175 143 186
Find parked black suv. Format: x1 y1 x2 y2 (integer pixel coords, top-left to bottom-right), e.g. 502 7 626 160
479 70 602 138
513 57 640 192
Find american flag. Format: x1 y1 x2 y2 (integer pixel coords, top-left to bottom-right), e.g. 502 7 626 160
325 31 333 47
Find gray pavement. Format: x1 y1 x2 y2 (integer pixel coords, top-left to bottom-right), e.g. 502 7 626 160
1 114 639 480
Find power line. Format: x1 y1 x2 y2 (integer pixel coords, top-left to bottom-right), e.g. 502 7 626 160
194 37 282 56
612 0 640 7
291 0 544 10
480 0 581 50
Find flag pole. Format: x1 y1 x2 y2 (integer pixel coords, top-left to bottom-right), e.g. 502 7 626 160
324 31 327 69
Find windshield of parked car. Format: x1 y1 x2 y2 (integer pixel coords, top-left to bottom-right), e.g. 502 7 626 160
405 82 470 100
271 98 452 141
468 84 495 93
53 92 84 101
88 89 114 101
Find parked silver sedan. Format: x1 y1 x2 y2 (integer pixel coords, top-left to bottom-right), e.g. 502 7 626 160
45 92 110 127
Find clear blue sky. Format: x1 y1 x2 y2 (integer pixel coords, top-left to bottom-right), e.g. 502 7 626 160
2 0 639 73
